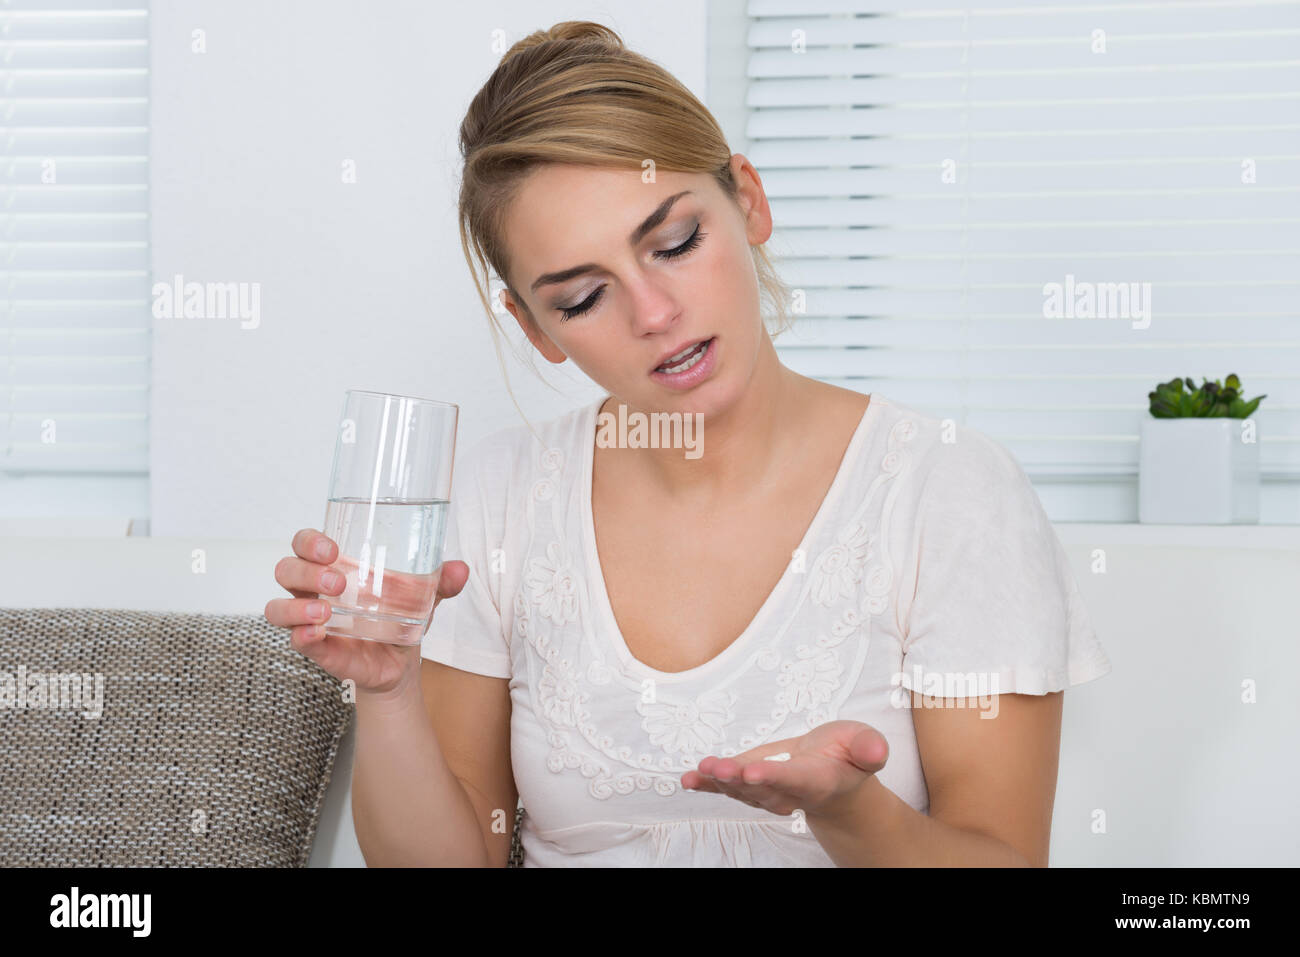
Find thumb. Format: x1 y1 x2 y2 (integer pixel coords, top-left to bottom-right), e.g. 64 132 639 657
847 725 889 775
435 560 470 602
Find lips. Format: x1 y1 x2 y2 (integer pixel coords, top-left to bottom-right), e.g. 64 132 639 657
660 340 712 374
653 337 711 373
649 336 717 390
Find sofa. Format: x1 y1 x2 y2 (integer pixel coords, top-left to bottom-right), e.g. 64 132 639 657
2 529 1296 866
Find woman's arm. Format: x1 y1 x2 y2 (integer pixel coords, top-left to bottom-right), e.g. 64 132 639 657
351 659 516 867
806 691 1063 866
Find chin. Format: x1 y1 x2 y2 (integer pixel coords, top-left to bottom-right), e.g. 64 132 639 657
653 379 736 420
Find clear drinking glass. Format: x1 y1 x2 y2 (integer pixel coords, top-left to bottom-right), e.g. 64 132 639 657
321 389 458 645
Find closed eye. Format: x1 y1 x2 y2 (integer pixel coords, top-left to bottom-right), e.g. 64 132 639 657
560 286 604 321
557 224 706 321
653 223 705 262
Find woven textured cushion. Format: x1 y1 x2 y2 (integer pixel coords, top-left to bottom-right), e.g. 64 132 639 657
509 805 524 867
0 608 352 867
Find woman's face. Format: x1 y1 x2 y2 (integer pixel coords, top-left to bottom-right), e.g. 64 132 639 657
497 155 774 417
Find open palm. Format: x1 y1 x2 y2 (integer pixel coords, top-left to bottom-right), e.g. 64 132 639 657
682 720 889 819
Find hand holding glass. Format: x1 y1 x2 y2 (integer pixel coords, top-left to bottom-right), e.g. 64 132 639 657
321 390 458 646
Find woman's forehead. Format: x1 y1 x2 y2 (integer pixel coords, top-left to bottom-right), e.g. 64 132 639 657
505 167 709 270
513 163 704 211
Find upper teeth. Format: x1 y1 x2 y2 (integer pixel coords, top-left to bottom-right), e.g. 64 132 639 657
658 340 707 373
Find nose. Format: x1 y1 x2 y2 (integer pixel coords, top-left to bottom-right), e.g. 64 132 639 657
626 270 681 338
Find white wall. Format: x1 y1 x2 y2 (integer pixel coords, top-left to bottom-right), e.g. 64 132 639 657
148 0 706 538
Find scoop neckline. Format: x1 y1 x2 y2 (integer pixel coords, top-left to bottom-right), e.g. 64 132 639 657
578 392 886 683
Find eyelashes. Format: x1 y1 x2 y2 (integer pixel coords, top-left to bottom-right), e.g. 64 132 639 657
656 223 706 262
558 225 707 321
559 288 603 322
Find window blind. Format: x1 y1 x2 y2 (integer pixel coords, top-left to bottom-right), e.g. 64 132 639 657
1 0 150 475
747 0 1300 504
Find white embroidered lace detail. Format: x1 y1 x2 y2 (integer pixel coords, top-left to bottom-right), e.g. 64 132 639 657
512 411 917 800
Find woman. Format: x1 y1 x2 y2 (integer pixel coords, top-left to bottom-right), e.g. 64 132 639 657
266 21 1111 867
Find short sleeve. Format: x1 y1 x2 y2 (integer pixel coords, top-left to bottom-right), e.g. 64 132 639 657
420 440 512 679
896 429 1111 696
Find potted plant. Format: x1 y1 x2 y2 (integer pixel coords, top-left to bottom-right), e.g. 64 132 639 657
1139 374 1266 524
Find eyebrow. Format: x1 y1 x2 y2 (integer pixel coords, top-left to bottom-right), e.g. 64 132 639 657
529 190 693 293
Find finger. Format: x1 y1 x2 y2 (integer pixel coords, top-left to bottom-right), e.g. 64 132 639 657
358 560 468 608
699 755 755 784
687 757 744 792
686 759 768 792
292 528 338 565
682 770 724 794
275 554 346 597
731 758 800 792
694 755 721 778
847 725 890 774
689 757 808 807
435 560 469 602
335 561 465 620
265 595 332 629
685 772 782 812
288 622 331 661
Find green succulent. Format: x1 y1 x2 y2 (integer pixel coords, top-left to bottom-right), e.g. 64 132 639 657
1147 373 1265 418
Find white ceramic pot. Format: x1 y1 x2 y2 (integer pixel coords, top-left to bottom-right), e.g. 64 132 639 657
1138 417 1260 523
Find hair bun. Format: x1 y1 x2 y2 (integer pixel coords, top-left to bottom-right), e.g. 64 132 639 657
502 20 625 62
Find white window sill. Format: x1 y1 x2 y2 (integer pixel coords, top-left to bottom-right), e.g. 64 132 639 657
2 516 1296 552
1053 522 1300 550
0 517 145 538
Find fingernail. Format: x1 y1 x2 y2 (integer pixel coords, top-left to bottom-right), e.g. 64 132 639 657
315 539 331 560
322 571 343 592
307 601 324 620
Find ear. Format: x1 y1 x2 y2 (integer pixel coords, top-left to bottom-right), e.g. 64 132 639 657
500 287 567 364
728 153 774 246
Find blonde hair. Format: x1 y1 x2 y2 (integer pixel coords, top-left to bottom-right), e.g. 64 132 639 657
456 20 792 420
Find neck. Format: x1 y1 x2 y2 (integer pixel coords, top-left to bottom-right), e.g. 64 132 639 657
600 337 811 503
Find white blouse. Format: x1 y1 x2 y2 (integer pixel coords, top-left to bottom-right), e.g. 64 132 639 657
420 392 1112 866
